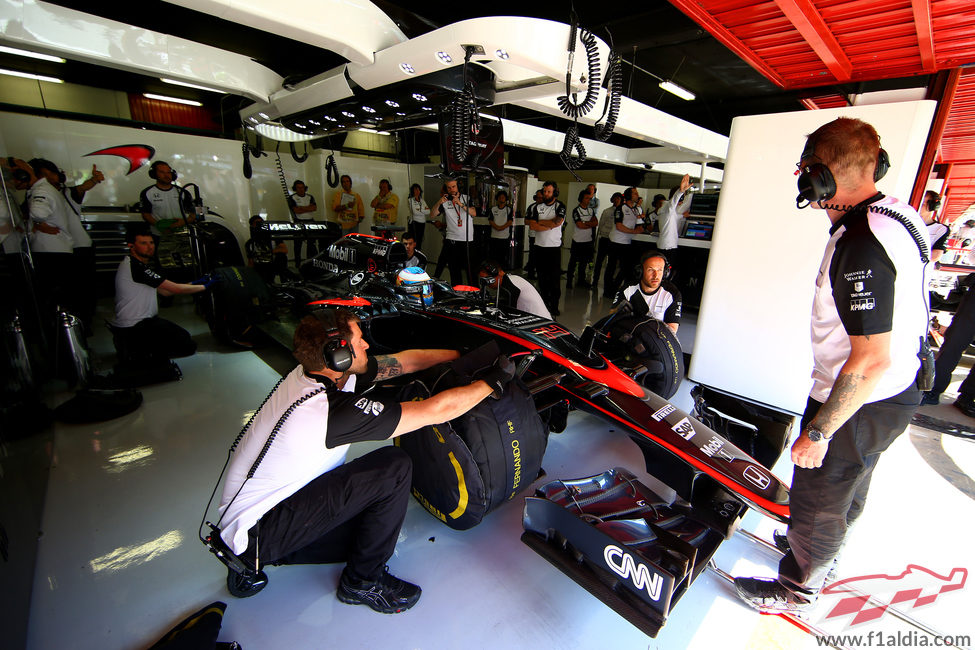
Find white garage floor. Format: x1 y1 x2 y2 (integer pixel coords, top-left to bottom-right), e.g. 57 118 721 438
5 286 975 650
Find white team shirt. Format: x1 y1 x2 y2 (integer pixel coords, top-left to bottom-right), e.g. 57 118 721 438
491 205 513 239
442 194 474 241
27 177 74 253
610 203 640 245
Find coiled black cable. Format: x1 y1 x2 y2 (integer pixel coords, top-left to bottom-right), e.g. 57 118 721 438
246 386 328 479
325 152 339 188
820 201 929 263
242 142 252 179
560 124 587 175
593 50 622 142
451 81 481 164
557 27 601 118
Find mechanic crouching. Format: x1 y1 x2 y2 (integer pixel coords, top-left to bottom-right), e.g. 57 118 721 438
216 308 514 613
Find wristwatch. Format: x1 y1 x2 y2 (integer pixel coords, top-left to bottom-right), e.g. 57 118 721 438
805 425 832 442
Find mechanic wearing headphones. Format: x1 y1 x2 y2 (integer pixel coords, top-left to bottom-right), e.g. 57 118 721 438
603 187 645 298
919 190 947 263
431 178 476 286
7 157 75 319
612 250 682 333
28 158 104 332
139 160 194 237
218 308 515 613
289 179 319 265
526 180 567 316
735 117 927 614
477 259 551 319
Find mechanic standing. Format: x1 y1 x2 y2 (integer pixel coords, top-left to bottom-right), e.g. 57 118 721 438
526 180 567 317
431 178 476 286
217 308 514 613
735 117 927 613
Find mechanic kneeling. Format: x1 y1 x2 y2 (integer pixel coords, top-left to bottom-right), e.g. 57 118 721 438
216 308 514 613
611 250 682 333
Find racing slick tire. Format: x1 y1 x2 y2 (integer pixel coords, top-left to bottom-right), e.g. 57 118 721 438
593 314 684 399
394 347 549 530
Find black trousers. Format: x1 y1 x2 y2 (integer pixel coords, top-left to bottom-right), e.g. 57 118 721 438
292 234 317 265
566 240 594 286
524 238 537 276
441 239 474 287
778 384 919 593
411 221 426 250
535 246 562 314
71 246 96 331
930 287 975 397
603 242 635 296
115 316 197 363
591 236 611 286
32 251 74 320
239 446 412 581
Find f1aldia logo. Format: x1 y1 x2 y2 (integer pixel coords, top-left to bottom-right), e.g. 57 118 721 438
603 545 663 601
822 565 967 628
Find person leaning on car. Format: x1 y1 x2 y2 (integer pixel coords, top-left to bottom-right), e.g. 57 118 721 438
217 308 516 614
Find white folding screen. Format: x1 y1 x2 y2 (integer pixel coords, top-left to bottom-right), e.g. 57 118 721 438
688 101 937 414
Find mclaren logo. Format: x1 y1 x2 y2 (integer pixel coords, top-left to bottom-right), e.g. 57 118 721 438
603 545 663 601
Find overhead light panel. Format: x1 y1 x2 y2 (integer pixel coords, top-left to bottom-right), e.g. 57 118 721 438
143 93 202 106
160 78 224 93
0 45 65 63
0 68 63 83
254 121 317 142
658 80 695 101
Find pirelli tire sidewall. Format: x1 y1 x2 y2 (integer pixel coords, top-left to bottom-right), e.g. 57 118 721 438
596 314 684 399
394 371 548 530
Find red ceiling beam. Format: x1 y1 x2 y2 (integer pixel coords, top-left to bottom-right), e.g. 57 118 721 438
911 68 962 209
667 0 788 88
911 0 937 71
774 0 853 82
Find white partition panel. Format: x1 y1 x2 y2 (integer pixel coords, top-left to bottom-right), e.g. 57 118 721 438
688 101 936 414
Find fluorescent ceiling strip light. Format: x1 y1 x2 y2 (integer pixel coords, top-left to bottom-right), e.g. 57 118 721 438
160 78 224 93
658 80 695 101
0 45 65 63
143 93 202 106
0 68 63 83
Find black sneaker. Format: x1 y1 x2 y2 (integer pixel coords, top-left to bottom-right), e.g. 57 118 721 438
733 577 813 614
920 391 941 406
953 395 975 418
337 566 421 614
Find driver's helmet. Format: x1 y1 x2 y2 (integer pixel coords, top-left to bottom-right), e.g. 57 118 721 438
396 266 434 306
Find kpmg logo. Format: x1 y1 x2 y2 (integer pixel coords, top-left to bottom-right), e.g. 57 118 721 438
603 545 663 601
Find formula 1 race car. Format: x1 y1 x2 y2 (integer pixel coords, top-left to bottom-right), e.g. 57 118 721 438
254 233 794 635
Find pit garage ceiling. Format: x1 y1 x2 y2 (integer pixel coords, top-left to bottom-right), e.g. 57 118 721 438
668 0 975 222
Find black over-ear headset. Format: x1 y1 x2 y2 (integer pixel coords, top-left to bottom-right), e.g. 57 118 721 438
149 160 177 181
925 192 942 213
292 179 305 192
543 180 559 198
637 250 672 281
313 309 354 372
796 137 889 207
479 259 502 285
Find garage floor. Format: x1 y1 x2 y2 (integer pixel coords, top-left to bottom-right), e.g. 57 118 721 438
5 283 975 650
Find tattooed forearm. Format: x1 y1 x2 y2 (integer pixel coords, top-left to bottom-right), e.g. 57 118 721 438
374 355 403 380
812 371 869 433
